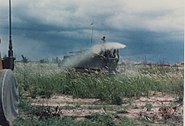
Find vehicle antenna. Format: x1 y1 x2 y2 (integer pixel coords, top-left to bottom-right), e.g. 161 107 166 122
8 0 14 70
90 20 94 45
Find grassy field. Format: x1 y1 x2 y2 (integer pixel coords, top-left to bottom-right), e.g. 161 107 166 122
13 62 183 126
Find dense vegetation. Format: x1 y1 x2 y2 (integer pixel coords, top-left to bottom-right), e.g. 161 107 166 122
13 62 183 125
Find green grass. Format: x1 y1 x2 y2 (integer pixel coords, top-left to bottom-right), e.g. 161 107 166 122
14 63 183 103
14 113 138 126
13 62 183 125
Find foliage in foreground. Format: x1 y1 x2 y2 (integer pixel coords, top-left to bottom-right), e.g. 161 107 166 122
15 98 137 126
15 97 183 126
14 114 137 126
13 63 183 125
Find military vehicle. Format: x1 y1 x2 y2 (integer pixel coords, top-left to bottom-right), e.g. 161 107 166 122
0 0 19 125
60 37 126 73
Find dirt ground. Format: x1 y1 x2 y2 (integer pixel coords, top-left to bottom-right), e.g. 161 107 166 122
30 91 183 125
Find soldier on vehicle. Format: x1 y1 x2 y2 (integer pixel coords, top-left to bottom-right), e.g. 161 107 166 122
101 36 106 43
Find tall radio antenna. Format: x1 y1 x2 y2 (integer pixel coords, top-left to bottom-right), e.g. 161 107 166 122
1 0 15 70
8 0 14 70
8 0 13 58
90 20 94 45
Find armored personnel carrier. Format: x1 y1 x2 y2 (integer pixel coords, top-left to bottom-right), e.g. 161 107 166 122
60 38 126 73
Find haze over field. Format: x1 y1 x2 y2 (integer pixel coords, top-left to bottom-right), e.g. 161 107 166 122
0 0 184 63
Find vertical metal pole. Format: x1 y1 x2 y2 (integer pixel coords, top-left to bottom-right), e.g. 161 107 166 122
90 22 94 45
9 0 13 57
91 26 93 45
8 0 14 70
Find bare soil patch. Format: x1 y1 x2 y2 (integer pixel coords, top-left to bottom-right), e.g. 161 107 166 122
30 92 183 124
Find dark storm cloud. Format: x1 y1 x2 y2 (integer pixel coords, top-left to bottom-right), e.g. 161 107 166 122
119 30 184 63
0 0 183 63
9 16 185 62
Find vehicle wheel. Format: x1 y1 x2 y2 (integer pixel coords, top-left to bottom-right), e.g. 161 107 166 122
0 69 19 126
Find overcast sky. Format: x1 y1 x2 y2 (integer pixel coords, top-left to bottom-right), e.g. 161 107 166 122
0 0 184 63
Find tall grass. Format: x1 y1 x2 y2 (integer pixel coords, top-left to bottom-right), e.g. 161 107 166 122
13 62 183 126
14 62 183 104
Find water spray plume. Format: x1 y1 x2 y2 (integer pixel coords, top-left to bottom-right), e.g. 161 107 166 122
61 52 93 67
91 42 126 54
